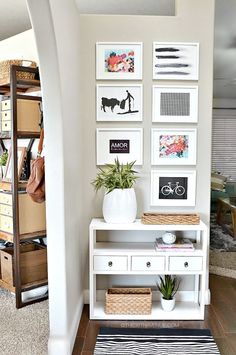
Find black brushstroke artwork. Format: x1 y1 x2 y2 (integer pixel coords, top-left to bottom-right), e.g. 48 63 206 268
154 45 196 78
156 55 181 59
101 90 139 116
155 47 180 52
155 63 190 68
157 71 189 75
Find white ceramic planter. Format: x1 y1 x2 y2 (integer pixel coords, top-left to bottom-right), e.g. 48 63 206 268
102 188 137 224
161 297 175 312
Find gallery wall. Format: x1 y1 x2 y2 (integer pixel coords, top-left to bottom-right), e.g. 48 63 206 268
79 0 214 292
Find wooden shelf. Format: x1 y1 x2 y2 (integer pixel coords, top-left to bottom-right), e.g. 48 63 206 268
0 180 27 191
0 230 46 243
0 278 48 293
0 78 40 95
0 131 41 139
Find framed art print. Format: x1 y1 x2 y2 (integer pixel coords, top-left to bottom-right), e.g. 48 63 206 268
96 84 143 121
151 128 197 165
150 170 196 206
96 42 143 80
153 42 199 80
152 85 198 123
96 128 143 165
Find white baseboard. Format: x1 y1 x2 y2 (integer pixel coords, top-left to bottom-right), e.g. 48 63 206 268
48 293 84 355
84 289 211 305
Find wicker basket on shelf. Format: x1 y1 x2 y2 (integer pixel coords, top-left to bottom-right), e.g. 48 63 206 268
0 60 37 82
105 288 152 315
141 213 200 225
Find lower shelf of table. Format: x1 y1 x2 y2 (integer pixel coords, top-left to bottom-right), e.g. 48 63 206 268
90 301 204 320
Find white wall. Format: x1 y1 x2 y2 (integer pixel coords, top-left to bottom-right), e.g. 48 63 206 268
79 0 214 294
0 29 38 63
27 0 84 354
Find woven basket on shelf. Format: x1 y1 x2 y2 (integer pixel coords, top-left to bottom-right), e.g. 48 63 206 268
141 213 200 225
105 288 152 315
0 60 37 82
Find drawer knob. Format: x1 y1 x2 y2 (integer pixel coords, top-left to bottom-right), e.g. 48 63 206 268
108 261 113 267
184 262 189 268
146 261 151 268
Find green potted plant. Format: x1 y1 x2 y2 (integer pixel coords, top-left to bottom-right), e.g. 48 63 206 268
0 151 8 180
92 158 138 223
157 275 180 312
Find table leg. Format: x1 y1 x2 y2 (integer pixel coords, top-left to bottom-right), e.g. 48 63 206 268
231 210 236 239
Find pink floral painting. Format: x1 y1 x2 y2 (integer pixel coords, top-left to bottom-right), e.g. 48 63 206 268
159 134 189 159
105 49 134 73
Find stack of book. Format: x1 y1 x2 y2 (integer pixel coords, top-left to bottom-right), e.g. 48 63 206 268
154 237 195 251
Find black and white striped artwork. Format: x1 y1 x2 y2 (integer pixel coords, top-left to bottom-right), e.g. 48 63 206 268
153 42 199 80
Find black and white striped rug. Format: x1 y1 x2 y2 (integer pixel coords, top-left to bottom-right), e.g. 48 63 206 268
94 327 220 354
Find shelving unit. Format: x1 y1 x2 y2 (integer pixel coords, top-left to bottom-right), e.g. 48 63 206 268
0 65 47 308
89 218 208 320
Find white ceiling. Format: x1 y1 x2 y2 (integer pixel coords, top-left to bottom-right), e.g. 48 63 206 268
0 0 31 41
75 0 175 16
0 0 236 99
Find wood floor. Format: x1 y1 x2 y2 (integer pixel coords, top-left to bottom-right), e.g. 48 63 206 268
72 274 236 355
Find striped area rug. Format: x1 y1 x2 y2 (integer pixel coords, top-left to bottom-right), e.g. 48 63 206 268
94 327 220 354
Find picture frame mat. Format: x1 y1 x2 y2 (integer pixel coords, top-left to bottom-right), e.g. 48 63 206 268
151 128 197 165
96 84 143 122
96 128 143 165
150 169 196 206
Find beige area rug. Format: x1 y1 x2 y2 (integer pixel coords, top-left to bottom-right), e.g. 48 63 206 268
210 251 236 279
0 288 49 355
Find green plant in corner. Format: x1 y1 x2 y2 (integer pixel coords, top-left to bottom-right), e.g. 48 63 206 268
0 151 8 166
91 158 138 194
157 275 180 300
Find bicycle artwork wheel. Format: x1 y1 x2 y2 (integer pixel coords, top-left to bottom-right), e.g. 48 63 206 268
175 186 185 196
161 185 171 196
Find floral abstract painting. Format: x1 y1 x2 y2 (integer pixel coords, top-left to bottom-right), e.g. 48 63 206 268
159 134 189 159
151 128 197 165
96 42 142 80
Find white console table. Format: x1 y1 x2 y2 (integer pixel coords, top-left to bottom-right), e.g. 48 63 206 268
89 218 208 320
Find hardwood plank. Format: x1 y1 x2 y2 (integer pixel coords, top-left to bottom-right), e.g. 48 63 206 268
72 337 84 355
215 337 235 355
73 275 236 353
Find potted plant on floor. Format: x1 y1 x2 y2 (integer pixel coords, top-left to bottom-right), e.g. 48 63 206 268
157 275 180 312
92 158 138 223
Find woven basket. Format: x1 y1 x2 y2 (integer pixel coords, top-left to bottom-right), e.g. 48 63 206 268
105 288 152 315
0 60 37 82
141 213 200 225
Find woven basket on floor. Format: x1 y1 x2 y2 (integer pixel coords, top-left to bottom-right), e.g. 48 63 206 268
141 213 200 225
0 60 37 82
105 288 152 315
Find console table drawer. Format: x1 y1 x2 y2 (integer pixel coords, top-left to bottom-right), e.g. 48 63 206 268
169 256 203 271
93 256 128 272
131 256 165 271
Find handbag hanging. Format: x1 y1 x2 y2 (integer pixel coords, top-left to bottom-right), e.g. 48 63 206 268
26 129 45 203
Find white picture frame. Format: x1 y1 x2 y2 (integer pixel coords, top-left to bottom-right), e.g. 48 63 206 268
153 42 199 80
96 42 143 80
96 84 143 122
152 85 198 123
151 128 197 165
96 128 143 165
150 170 196 206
